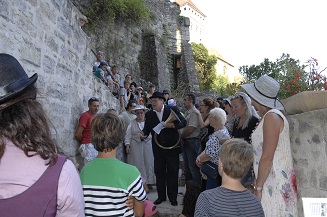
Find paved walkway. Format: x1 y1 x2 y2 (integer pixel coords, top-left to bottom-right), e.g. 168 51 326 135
146 186 184 217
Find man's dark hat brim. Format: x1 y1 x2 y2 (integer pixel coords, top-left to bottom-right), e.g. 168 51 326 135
0 53 38 104
149 91 165 100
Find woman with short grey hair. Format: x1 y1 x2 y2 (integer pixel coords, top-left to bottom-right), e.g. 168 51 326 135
196 108 230 190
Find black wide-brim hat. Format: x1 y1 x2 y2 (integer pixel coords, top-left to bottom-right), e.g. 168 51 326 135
0 53 38 104
149 91 165 100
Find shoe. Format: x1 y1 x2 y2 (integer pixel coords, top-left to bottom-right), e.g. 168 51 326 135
170 200 178 206
153 198 166 205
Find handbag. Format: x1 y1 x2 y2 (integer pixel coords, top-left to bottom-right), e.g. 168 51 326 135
201 161 218 179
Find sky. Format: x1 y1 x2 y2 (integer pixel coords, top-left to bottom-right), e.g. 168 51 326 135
191 0 327 76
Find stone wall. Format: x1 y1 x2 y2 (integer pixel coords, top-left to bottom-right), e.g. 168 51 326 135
82 0 199 94
0 0 199 167
287 108 327 217
0 0 119 167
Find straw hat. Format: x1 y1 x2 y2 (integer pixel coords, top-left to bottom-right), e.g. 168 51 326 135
131 105 148 114
240 74 284 110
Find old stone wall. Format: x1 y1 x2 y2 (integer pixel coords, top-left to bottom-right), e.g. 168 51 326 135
287 108 327 216
0 0 199 167
83 0 199 94
0 0 119 166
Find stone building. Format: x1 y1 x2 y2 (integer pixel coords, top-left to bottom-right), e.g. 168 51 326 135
171 0 206 44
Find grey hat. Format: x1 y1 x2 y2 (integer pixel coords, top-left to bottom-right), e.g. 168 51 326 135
240 74 284 110
0 53 38 104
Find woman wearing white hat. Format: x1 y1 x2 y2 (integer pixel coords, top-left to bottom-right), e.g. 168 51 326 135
241 74 298 217
125 105 155 191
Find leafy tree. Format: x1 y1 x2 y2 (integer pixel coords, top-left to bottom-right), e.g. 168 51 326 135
213 74 229 96
239 53 308 99
191 43 217 91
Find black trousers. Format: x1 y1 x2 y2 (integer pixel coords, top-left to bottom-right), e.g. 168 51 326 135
153 148 180 202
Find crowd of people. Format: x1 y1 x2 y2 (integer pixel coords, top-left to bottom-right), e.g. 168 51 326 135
92 50 158 111
0 53 298 217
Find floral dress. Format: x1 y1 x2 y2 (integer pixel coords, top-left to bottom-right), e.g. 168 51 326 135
252 109 298 217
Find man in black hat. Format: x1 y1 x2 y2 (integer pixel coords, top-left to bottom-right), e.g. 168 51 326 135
141 91 186 206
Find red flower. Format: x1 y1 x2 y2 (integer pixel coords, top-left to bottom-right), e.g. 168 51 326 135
291 169 298 195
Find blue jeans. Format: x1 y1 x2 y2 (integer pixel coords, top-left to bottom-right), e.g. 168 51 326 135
182 138 201 184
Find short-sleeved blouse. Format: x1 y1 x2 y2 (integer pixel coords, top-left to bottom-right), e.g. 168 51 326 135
205 128 230 165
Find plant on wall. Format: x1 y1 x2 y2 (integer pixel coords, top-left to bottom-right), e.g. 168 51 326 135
85 0 151 25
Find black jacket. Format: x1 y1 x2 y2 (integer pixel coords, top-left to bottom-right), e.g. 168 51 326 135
142 105 186 151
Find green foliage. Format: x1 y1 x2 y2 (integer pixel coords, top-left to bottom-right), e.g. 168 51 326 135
305 57 327 91
191 42 217 91
239 53 309 99
213 75 229 96
225 82 240 96
85 0 151 25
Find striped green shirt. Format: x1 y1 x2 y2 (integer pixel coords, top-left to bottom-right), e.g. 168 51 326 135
80 158 146 217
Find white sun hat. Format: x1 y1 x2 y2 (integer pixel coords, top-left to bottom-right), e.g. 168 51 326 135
131 105 148 114
240 74 285 110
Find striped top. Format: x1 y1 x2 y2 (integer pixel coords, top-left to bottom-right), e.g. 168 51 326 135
195 187 264 217
80 158 146 217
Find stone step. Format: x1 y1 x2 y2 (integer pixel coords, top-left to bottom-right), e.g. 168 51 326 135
146 185 184 217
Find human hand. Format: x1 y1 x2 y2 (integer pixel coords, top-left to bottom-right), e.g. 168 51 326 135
163 122 174 128
140 131 147 140
125 196 134 210
194 108 201 116
255 189 262 201
126 145 130 154
196 156 203 168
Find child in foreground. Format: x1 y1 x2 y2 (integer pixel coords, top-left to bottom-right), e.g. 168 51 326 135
80 111 146 217
194 138 265 217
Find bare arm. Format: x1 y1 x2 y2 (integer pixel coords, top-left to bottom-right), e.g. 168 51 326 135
99 73 108 84
181 126 195 139
74 126 84 143
120 95 125 109
255 112 283 200
196 150 211 168
133 200 145 217
194 109 209 129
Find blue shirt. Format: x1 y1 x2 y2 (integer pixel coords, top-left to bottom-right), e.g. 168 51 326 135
94 68 105 81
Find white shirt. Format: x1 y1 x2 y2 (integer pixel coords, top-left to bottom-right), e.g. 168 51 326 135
154 105 165 122
125 121 145 144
